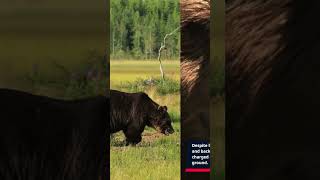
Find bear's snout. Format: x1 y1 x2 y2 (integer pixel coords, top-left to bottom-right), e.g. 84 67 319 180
164 127 175 135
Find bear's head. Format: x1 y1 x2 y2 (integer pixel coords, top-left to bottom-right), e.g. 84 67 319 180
147 105 174 135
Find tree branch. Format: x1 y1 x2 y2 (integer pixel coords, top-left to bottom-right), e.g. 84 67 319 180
157 26 180 80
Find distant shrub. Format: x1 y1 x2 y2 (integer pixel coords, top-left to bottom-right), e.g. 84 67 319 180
118 77 180 96
25 51 107 99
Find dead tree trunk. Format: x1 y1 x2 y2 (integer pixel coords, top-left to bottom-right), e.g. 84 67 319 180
157 26 180 80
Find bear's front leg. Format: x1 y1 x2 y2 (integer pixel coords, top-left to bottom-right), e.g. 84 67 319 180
125 134 142 146
123 127 142 146
123 119 145 146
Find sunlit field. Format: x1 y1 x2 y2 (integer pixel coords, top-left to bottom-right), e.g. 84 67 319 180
110 60 180 85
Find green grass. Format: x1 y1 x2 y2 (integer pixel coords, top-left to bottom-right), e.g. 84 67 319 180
110 60 179 87
117 77 179 96
110 122 180 180
0 9 106 89
110 59 180 180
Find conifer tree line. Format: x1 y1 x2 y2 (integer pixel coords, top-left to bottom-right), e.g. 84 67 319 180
110 0 180 60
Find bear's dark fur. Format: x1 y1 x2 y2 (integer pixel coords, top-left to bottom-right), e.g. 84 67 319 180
227 0 320 179
0 88 109 180
110 90 174 145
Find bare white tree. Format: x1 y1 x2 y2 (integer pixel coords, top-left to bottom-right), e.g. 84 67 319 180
157 26 180 80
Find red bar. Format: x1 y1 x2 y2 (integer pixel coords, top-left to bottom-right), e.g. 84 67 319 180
185 168 211 173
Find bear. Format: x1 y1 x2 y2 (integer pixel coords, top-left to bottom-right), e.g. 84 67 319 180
181 0 210 142
110 90 174 145
227 0 320 179
180 0 211 179
0 88 109 180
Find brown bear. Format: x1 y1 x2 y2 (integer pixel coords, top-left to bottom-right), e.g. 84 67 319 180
110 90 174 145
227 0 320 179
0 88 109 180
180 0 211 179
181 0 210 144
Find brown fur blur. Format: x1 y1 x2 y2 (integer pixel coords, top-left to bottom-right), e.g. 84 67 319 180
227 0 320 179
227 0 291 125
181 0 210 138
180 0 211 179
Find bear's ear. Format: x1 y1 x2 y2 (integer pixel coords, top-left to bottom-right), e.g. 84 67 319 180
158 106 168 112
163 106 167 112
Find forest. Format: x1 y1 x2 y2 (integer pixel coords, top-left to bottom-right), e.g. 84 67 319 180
110 0 180 59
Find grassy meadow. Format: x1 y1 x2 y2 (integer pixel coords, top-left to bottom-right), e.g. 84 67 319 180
0 7 106 91
110 60 180 83
110 60 181 180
